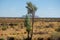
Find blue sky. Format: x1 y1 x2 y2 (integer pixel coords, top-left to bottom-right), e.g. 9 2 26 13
0 0 60 17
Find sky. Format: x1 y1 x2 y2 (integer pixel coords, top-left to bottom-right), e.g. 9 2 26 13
0 0 60 17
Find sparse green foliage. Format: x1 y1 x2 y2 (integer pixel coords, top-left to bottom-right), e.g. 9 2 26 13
24 14 31 40
24 14 31 32
2 26 7 30
26 2 37 14
0 38 4 40
1 23 8 30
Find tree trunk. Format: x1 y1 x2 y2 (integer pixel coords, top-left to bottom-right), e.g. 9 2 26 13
31 12 35 40
28 31 30 40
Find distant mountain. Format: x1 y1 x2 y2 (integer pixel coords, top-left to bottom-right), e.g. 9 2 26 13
21 15 40 18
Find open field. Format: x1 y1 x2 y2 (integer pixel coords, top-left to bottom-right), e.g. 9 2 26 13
0 17 60 40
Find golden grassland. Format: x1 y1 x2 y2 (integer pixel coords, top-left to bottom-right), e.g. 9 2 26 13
0 18 60 40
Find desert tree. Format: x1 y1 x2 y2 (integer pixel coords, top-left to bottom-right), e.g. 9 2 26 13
26 2 37 40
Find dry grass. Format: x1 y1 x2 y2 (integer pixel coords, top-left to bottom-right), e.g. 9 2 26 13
0 18 60 40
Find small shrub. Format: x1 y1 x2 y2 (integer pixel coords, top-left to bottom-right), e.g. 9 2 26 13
13 33 16 35
45 26 50 28
45 24 53 28
0 38 4 40
17 33 19 35
7 37 14 40
51 32 60 40
47 37 51 40
2 26 7 30
23 37 31 40
55 27 60 32
1 34 3 36
37 38 43 40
